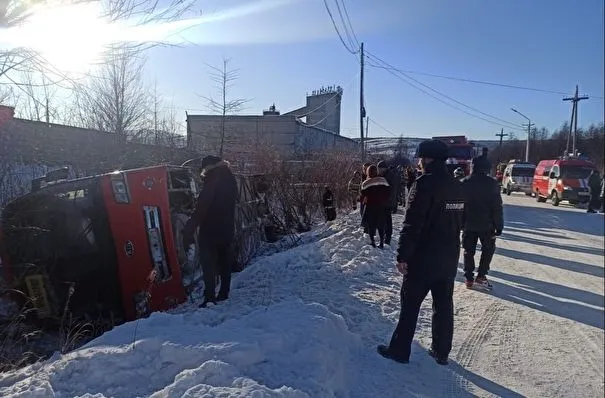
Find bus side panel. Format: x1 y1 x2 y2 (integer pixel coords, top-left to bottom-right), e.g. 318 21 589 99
101 167 186 321
0 228 12 287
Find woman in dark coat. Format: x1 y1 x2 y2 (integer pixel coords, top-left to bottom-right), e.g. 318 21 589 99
360 165 390 248
360 162 372 230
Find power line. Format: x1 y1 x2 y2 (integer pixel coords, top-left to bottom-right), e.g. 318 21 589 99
365 51 523 130
323 0 358 54
338 0 359 47
333 0 357 50
366 51 522 129
368 117 399 137
367 62 605 100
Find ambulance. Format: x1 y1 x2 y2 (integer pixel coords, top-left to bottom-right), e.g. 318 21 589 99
501 160 536 196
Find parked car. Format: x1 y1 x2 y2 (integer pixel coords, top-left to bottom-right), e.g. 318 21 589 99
502 160 536 196
532 158 597 206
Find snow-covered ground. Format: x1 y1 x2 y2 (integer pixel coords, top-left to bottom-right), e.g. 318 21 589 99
0 195 603 397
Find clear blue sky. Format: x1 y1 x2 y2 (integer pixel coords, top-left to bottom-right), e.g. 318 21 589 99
145 0 604 141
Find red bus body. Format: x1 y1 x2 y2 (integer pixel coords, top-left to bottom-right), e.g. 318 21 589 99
101 167 187 320
0 165 195 322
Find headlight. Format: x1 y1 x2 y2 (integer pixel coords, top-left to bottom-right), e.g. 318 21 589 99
563 186 572 190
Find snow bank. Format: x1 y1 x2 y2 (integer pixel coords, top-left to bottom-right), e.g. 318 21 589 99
0 215 399 398
0 300 360 397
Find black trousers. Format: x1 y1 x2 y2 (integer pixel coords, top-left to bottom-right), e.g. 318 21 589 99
463 230 496 280
384 208 393 243
365 206 385 243
199 243 232 300
389 276 455 361
324 207 336 221
588 194 601 212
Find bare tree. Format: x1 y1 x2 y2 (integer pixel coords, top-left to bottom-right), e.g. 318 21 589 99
1 0 195 92
0 85 14 104
199 59 250 157
128 86 185 147
69 50 150 137
13 71 61 122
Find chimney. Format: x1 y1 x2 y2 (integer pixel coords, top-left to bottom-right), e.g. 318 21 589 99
0 105 15 125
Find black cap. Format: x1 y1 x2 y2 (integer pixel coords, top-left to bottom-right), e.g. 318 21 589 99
377 160 388 169
201 155 221 169
472 156 490 172
417 140 448 161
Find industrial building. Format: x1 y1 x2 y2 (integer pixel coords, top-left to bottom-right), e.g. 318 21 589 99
186 86 358 161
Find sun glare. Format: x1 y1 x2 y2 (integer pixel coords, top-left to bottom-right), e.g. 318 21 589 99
14 3 117 73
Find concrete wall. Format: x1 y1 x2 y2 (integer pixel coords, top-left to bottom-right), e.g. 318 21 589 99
295 122 358 155
187 114 358 161
305 91 342 135
0 116 199 207
187 114 299 160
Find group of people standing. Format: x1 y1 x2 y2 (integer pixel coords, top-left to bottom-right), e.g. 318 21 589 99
376 139 504 367
348 161 403 248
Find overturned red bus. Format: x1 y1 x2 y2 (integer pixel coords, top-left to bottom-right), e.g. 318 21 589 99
0 164 266 323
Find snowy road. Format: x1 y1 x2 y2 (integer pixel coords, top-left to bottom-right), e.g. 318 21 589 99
0 195 603 397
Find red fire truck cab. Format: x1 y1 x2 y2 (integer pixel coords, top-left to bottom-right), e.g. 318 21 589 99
430 135 477 176
0 165 213 322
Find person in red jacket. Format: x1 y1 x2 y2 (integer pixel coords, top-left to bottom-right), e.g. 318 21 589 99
360 165 390 248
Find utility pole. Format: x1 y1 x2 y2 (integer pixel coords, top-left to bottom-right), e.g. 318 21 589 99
365 116 369 157
523 122 533 162
495 128 508 164
45 97 50 125
359 42 366 161
510 108 532 162
563 85 589 156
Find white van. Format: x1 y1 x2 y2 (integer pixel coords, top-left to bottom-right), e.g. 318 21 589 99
502 160 536 196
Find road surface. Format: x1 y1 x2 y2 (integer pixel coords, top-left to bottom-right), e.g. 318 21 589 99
431 193 604 397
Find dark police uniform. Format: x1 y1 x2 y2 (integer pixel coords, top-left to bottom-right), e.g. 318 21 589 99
378 140 465 365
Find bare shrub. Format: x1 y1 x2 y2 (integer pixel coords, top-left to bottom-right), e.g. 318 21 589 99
249 149 359 235
0 290 45 372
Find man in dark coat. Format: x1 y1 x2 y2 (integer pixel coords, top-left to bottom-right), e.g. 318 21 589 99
461 156 504 290
322 186 336 222
587 169 601 213
183 155 239 307
377 160 401 245
377 140 465 366
360 165 390 248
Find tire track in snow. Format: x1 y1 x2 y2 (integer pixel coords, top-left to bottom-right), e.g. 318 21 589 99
573 324 605 381
447 302 504 397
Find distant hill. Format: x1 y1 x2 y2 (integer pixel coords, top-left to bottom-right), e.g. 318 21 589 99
362 137 503 159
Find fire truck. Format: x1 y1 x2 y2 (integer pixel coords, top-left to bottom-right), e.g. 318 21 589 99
430 136 478 176
0 164 266 323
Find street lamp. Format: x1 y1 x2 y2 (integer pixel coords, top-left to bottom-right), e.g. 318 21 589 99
510 108 531 162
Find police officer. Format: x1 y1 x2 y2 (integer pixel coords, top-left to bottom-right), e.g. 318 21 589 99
461 156 503 290
377 140 465 366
